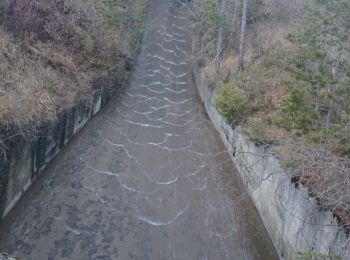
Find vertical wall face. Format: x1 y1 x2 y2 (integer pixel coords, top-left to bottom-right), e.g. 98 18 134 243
192 62 350 260
0 149 10 216
0 85 115 218
4 138 32 217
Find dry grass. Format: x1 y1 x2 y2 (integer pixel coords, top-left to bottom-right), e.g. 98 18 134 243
0 30 91 130
247 0 307 61
0 0 147 140
244 116 289 143
220 52 239 80
202 59 219 89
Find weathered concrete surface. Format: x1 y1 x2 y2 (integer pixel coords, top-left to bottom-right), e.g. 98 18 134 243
0 0 277 259
192 53 350 259
0 85 116 219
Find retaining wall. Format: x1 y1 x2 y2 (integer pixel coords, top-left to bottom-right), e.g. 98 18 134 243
0 83 117 218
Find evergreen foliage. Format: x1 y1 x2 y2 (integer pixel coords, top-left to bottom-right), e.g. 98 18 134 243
216 81 250 125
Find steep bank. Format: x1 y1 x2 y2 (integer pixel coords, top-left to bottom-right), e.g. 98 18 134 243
192 59 350 259
194 0 350 239
0 0 147 149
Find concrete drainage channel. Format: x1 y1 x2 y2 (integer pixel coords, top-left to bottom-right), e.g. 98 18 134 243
0 1 279 259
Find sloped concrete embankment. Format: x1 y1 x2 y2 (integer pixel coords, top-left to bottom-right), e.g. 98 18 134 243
192 62 350 259
0 84 118 218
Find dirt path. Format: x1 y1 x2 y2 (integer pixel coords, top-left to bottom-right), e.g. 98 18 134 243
0 1 277 259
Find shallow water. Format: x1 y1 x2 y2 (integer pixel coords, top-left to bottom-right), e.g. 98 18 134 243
0 1 278 259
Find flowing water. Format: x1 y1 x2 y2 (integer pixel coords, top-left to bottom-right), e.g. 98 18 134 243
0 1 278 259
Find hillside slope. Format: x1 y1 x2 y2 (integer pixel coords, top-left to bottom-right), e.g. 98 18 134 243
0 0 147 150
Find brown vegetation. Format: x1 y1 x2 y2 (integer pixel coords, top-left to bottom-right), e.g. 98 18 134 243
195 0 350 241
0 0 147 141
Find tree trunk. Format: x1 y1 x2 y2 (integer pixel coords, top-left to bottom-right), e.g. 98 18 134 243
239 0 248 73
227 0 239 50
326 53 341 126
315 63 319 112
214 0 227 72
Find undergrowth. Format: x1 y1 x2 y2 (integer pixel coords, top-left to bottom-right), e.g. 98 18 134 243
0 0 148 143
196 0 350 244
210 0 350 157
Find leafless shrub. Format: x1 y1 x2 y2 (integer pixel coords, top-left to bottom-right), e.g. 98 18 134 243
7 0 66 38
277 144 350 230
5 0 93 51
8 0 42 34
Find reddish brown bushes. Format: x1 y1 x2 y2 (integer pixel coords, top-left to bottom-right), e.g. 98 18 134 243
5 0 85 49
8 0 59 36
8 0 42 33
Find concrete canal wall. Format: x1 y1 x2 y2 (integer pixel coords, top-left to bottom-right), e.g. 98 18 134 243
0 83 118 218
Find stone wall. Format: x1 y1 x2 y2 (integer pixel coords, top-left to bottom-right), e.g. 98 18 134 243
0 84 117 218
191 62 350 259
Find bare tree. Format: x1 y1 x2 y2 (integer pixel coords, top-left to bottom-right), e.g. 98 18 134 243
239 0 248 73
227 0 239 51
214 0 227 71
326 52 341 126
